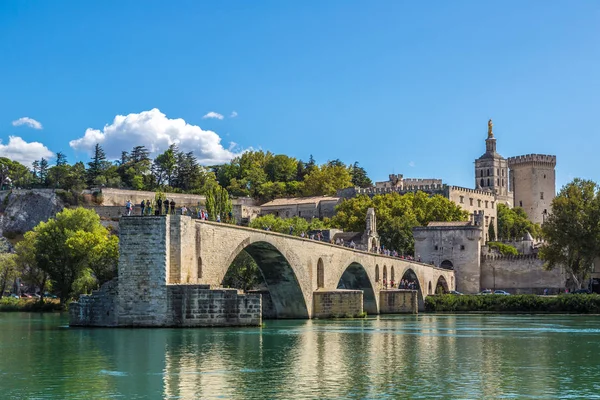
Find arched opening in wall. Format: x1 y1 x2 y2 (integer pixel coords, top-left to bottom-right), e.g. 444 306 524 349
440 260 454 270
480 170 483 177
436 276 449 294
375 265 380 282
371 238 377 251
428 281 432 295
317 258 324 289
337 262 377 314
222 242 309 319
383 265 388 284
480 179 484 187
487 178 490 186
400 268 424 310
487 169 490 176
390 266 395 283
197 257 202 279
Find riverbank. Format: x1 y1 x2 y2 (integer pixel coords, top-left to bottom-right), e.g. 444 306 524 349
0 297 63 312
425 293 600 313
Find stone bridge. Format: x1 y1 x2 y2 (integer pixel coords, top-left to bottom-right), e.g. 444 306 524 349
166 215 455 317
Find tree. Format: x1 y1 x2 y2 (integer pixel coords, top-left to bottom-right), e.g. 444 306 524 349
87 143 108 186
497 204 541 240
15 231 50 301
31 207 119 305
38 158 49 185
331 192 468 255
302 163 353 196
539 179 600 289
351 162 372 188
153 144 178 187
265 154 298 183
205 185 233 222
222 250 262 291
249 214 329 235
0 253 18 298
488 222 496 242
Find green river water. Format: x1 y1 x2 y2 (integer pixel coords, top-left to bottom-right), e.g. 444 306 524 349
1 313 599 399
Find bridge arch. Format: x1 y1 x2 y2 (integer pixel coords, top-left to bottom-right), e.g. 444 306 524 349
436 275 449 294
399 267 425 310
222 239 309 319
440 260 454 269
337 262 377 314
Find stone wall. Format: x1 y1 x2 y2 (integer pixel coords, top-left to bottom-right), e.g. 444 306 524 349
70 279 119 326
100 188 206 207
312 290 363 318
247 289 277 319
167 286 261 327
379 290 418 314
116 216 171 326
480 254 565 294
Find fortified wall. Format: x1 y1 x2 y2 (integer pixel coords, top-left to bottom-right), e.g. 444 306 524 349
480 254 565 294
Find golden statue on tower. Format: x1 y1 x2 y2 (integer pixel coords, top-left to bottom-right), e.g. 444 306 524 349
488 119 493 138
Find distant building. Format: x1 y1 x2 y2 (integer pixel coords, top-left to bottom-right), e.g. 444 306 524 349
259 196 340 220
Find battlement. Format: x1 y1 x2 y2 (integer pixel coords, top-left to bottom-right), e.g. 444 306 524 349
403 178 443 185
481 253 539 261
508 154 556 167
448 186 496 197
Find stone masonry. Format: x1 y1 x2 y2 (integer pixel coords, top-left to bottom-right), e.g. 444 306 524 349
313 290 363 318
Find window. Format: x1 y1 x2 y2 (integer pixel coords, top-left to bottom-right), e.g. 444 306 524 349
485 216 489 226
485 201 488 208
298 211 302 217
470 198 474 206
519 201 523 207
478 199 481 207
497 168 500 175
497 178 499 186
491 201 495 209
480 179 484 187
434 245 438 250
502 179 504 187
460 245 465 250
502 169 505 176
540 192 544 200
487 178 490 186
544 174 546 179
459 195 464 204
480 170 484 177
487 169 490 176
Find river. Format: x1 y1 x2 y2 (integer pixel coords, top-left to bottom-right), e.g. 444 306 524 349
1 313 599 399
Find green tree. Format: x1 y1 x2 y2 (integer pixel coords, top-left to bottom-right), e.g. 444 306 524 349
265 154 298 183
331 192 468 255
222 250 262 291
351 162 372 188
87 143 108 186
497 203 541 240
153 144 178 187
302 162 353 196
540 179 600 289
31 207 119 305
0 253 18 298
15 231 51 301
488 222 496 242
205 185 233 222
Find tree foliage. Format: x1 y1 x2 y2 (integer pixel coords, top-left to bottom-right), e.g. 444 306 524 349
222 250 263 291
0 253 18 299
29 207 119 304
249 214 330 235
331 192 468 255
497 203 541 240
540 179 600 289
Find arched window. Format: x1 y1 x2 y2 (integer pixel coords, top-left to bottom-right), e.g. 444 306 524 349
391 266 395 282
497 178 499 186
497 168 499 175
375 265 380 282
317 258 324 288
383 266 387 283
487 169 490 176
480 170 484 177
428 281 432 294
502 179 504 187
487 178 490 186
197 257 202 279
480 179 484 187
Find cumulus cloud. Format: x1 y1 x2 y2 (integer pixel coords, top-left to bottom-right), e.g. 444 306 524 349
202 111 224 120
0 136 54 165
69 108 241 164
230 111 238 118
12 117 43 130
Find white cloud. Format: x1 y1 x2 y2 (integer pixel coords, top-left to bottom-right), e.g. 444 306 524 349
202 111 224 120
12 117 43 130
0 136 54 166
408 161 416 167
230 111 238 118
69 108 242 164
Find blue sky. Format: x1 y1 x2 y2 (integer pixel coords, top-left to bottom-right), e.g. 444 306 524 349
1 1 599 190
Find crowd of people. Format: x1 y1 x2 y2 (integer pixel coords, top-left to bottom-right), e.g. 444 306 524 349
381 279 418 290
125 199 233 223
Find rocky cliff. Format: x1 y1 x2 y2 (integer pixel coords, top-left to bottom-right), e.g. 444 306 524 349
0 189 65 237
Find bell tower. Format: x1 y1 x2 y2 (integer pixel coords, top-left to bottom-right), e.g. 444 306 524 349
474 119 510 205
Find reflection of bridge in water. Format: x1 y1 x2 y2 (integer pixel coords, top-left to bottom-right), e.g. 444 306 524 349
70 215 455 327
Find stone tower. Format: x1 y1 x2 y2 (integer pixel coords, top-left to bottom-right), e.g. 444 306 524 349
508 154 556 225
362 207 380 251
474 119 511 205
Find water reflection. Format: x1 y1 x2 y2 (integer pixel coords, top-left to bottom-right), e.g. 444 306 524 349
1 314 600 399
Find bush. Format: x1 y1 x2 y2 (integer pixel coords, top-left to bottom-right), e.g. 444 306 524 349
0 297 63 312
425 294 600 313
487 242 518 256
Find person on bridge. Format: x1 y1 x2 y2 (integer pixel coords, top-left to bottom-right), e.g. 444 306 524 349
140 200 145 216
157 198 162 215
164 199 169 215
170 199 175 215
125 200 132 216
